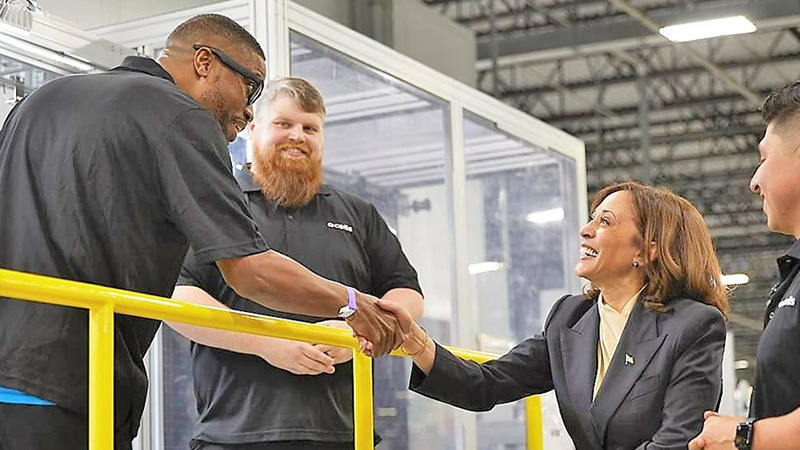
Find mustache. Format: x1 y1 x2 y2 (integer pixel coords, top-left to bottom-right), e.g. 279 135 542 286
251 143 322 208
274 142 312 156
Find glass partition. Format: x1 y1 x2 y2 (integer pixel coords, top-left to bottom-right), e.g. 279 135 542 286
290 30 458 450
462 112 581 449
84 3 587 449
0 54 60 122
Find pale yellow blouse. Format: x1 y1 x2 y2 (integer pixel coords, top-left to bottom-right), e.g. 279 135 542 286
593 287 645 399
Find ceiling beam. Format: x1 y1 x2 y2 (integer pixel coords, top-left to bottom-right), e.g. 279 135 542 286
584 124 763 153
494 51 800 98
476 0 800 65
606 0 761 106
541 91 767 125
568 110 760 136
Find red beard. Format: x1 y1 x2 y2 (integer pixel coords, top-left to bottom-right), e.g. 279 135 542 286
251 142 323 208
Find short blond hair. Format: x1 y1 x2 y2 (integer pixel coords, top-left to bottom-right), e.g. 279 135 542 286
255 76 326 119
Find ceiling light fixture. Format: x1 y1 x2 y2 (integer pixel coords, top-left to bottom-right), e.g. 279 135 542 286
659 15 756 43
721 273 750 286
0 32 93 71
468 261 505 275
0 0 35 34
526 207 564 224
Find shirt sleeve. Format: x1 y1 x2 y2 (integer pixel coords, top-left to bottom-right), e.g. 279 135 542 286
176 249 215 290
364 204 423 297
153 108 268 264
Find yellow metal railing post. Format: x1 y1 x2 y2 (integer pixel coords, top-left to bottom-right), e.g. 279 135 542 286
525 395 543 450
352 351 374 450
89 302 114 450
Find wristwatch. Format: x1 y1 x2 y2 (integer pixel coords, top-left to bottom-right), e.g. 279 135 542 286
338 287 357 319
735 417 758 450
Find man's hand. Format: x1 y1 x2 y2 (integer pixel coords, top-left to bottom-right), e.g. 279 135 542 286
688 411 742 450
346 291 402 357
314 320 354 364
375 298 415 337
258 338 336 375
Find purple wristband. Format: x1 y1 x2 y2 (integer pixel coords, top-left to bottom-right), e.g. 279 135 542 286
347 287 357 310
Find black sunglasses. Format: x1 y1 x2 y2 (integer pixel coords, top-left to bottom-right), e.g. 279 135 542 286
193 44 264 105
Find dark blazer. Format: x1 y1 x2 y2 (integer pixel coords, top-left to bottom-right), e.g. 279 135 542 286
410 294 726 450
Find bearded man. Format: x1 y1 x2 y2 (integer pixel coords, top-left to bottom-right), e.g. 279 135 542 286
170 77 424 450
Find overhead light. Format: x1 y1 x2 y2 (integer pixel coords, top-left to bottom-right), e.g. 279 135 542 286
526 207 564 224
659 16 756 43
0 32 93 71
0 0 35 34
734 360 749 370
468 261 505 275
721 273 750 286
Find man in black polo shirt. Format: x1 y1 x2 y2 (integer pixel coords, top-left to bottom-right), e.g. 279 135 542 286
0 15 401 450
689 82 800 450
170 77 424 450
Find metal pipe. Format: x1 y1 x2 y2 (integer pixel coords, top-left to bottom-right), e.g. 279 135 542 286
353 353 374 449
0 268 543 449
88 302 114 450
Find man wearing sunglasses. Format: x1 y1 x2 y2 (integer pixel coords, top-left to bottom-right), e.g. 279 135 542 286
0 13 401 450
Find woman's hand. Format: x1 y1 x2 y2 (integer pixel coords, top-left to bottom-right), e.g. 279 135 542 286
370 299 436 373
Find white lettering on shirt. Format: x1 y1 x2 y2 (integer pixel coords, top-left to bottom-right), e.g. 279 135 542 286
778 296 796 309
326 221 354 233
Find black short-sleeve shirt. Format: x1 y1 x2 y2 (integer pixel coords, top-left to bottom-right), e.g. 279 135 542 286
750 239 800 419
0 57 267 440
177 168 422 444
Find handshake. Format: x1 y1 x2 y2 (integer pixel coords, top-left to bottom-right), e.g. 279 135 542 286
344 291 424 358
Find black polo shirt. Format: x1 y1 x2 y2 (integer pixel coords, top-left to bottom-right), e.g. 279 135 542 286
0 57 267 441
177 167 422 444
750 239 800 418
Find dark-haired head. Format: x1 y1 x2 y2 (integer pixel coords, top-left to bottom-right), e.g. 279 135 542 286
750 82 800 237
164 14 264 60
157 14 266 142
761 81 800 129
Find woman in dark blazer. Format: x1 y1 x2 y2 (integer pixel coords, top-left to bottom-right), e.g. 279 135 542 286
373 181 729 450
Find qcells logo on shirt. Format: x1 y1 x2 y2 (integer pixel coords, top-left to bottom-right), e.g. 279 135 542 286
778 296 796 309
327 221 354 233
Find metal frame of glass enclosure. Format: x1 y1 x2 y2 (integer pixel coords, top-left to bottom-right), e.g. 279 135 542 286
90 2 587 449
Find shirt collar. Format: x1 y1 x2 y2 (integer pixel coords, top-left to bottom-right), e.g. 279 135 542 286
234 162 331 196
598 285 645 318
110 56 175 84
775 240 800 280
783 239 800 260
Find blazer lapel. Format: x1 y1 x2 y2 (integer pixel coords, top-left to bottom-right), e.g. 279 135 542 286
560 302 602 448
590 301 667 447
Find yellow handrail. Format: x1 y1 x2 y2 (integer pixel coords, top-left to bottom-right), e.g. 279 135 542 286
0 268 542 449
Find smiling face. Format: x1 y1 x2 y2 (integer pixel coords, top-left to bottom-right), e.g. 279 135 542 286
576 190 644 288
750 120 800 237
250 94 323 167
249 94 324 207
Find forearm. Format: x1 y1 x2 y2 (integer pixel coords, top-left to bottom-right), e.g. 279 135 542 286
169 285 287 359
408 336 553 411
382 287 424 320
218 250 348 317
753 407 800 450
168 317 290 359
